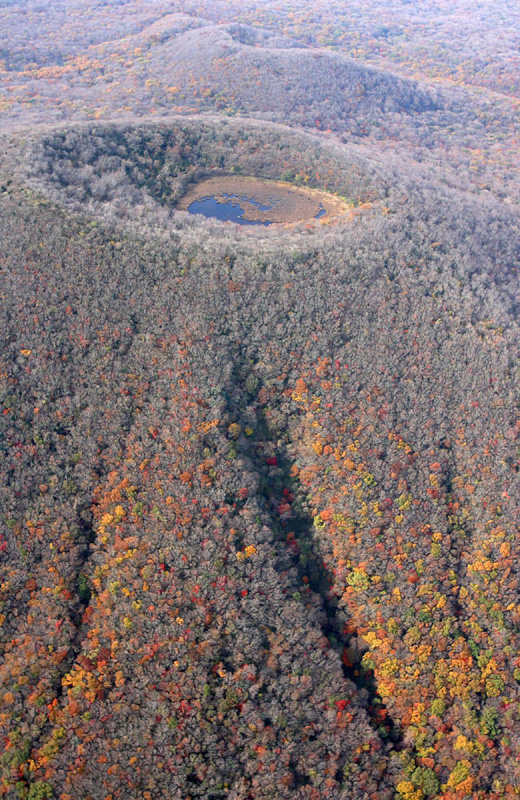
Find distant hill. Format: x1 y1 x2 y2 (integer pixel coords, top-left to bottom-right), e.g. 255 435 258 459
100 20 442 137
2 8 519 202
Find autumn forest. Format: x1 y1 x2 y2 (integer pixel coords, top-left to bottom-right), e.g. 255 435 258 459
1 2 520 800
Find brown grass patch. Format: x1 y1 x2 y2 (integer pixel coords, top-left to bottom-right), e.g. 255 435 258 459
177 175 349 223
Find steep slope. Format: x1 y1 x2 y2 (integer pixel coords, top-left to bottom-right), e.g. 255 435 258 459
0 179 393 800
1 119 520 799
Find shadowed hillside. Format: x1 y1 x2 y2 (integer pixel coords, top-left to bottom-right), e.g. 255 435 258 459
140 22 441 128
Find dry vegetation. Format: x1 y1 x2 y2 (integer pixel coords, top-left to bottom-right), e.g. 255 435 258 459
177 176 350 223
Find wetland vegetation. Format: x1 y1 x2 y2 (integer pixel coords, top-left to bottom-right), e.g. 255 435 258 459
177 175 349 224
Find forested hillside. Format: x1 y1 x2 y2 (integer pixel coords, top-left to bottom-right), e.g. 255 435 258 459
2 2 520 800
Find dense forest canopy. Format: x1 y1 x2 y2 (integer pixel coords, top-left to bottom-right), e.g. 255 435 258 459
1 2 520 800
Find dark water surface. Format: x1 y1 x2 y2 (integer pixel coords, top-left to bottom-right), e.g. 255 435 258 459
187 194 327 224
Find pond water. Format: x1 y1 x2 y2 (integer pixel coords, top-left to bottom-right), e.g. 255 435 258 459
188 195 271 226
187 193 327 225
